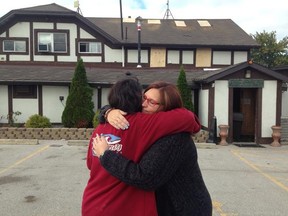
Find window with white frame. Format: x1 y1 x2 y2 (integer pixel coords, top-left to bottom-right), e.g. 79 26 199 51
3 40 26 52
212 51 231 65
79 42 102 53
38 32 67 53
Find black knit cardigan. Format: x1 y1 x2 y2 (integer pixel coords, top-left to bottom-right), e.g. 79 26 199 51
100 132 213 216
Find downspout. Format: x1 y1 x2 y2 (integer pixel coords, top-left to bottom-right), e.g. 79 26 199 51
122 46 125 67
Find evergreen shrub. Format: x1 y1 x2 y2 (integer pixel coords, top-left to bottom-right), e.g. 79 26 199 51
25 114 52 128
62 59 94 128
177 66 194 111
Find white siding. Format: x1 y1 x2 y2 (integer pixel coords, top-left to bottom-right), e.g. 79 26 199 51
33 22 54 29
34 56 55 61
81 56 102 63
42 86 69 123
104 46 123 63
58 55 78 62
32 22 54 62
80 29 94 38
93 87 110 111
214 80 229 135
58 23 78 62
4 22 30 61
198 89 209 127
101 88 110 106
9 55 30 61
0 85 9 123
262 81 277 137
0 55 6 61
13 99 38 123
0 32 6 37
282 90 288 117
9 22 30 37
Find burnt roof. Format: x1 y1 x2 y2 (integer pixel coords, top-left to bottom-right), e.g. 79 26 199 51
0 3 259 49
88 18 259 48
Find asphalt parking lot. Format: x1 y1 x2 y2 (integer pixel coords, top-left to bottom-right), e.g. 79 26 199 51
0 140 288 216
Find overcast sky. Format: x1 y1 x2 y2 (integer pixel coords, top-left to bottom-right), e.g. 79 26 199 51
1 0 287 40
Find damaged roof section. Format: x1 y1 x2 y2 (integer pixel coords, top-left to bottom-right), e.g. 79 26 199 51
0 3 259 49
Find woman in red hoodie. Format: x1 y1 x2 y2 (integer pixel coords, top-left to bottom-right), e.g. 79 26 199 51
93 81 212 216
82 78 200 216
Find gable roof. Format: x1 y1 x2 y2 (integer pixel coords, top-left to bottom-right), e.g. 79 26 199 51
0 4 119 45
193 61 288 83
272 65 288 72
0 3 259 49
88 18 259 48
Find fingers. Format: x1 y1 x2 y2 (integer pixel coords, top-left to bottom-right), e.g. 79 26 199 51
115 117 129 130
119 110 127 116
115 110 129 129
92 134 108 157
107 110 129 130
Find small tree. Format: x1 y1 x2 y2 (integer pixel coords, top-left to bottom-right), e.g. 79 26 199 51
62 59 94 128
177 66 194 111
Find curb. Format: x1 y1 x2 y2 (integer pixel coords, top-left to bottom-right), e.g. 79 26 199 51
196 143 218 149
67 140 89 146
0 139 39 145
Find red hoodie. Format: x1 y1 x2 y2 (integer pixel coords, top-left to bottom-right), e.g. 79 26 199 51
82 108 200 216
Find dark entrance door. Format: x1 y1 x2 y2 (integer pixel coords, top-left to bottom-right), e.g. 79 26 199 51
233 88 257 142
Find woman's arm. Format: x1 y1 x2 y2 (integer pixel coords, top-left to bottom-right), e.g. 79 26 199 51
99 106 201 135
96 133 193 190
98 105 129 130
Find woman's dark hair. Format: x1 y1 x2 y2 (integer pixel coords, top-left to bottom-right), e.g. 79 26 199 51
144 81 183 111
108 78 143 113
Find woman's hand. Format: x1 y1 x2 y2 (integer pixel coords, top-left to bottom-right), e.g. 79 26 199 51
92 134 109 157
107 109 129 130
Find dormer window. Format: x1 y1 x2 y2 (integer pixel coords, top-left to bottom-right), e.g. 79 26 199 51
38 32 67 53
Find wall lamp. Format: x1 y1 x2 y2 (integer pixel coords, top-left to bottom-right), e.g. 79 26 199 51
59 96 64 102
245 70 251 79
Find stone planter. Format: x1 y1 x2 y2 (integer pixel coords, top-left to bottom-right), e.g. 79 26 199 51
218 124 229 146
271 126 281 147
